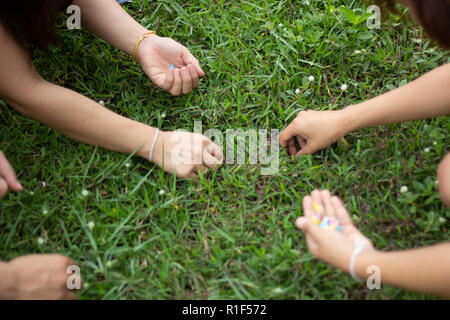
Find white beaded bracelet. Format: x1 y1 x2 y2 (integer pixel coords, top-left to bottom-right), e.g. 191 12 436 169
149 128 160 161
349 239 366 281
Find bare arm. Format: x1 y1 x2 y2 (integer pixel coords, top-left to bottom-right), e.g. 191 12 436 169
297 190 450 298
0 24 221 178
357 243 450 298
343 63 450 131
0 23 157 162
72 0 205 96
72 0 147 55
280 63 450 155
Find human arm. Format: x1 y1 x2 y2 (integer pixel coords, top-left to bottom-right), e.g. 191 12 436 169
72 0 205 95
0 255 78 300
0 23 221 178
296 189 450 298
280 63 450 155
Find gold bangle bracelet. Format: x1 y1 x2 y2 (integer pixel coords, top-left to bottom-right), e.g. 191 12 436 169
132 31 156 60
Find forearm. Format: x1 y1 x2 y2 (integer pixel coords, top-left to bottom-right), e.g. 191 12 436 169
73 0 148 55
356 243 450 298
9 80 155 160
342 63 450 133
0 262 15 299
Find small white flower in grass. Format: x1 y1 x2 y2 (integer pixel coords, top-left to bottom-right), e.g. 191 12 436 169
340 84 348 91
125 162 131 168
400 186 408 193
308 75 315 82
295 88 301 95
87 221 95 230
424 147 430 153
81 189 89 197
99 100 105 106
439 217 446 224
435 179 439 185
42 209 48 216
272 287 283 294
105 261 113 268
84 282 90 289
433 141 437 145
159 189 166 196
161 112 166 119
354 50 361 54
278 23 283 27
29 191 34 196
37 237 45 245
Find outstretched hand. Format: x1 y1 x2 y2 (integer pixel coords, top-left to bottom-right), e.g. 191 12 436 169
295 190 374 273
136 35 205 96
279 110 348 156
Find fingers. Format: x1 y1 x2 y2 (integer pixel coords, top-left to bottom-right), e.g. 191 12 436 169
331 196 353 226
206 142 224 163
296 136 306 149
302 195 314 218
295 216 321 242
296 143 314 155
182 47 205 76
287 138 297 156
161 68 174 91
279 122 298 150
203 144 223 169
180 67 193 94
0 151 23 193
0 178 8 198
320 190 337 219
310 190 324 219
168 65 199 95
169 69 182 96
188 64 199 88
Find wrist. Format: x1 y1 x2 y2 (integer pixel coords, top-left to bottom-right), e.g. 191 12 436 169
136 127 164 165
337 106 359 136
353 249 384 280
135 33 160 63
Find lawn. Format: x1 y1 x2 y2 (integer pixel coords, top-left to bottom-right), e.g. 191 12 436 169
0 0 449 299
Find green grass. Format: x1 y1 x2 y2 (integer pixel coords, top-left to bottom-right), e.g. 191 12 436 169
0 0 449 299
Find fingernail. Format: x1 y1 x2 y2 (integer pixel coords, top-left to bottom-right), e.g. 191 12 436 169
295 217 304 229
170 64 175 70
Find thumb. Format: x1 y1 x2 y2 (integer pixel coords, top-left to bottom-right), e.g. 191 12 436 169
295 217 321 240
296 143 315 156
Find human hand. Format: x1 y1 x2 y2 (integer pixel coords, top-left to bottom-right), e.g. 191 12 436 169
0 150 23 198
151 131 223 178
136 35 205 96
295 190 374 273
3 254 80 300
279 110 349 156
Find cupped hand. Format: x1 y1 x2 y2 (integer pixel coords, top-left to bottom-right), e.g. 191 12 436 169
0 150 23 198
279 110 348 156
136 35 205 96
152 131 223 178
295 190 374 273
